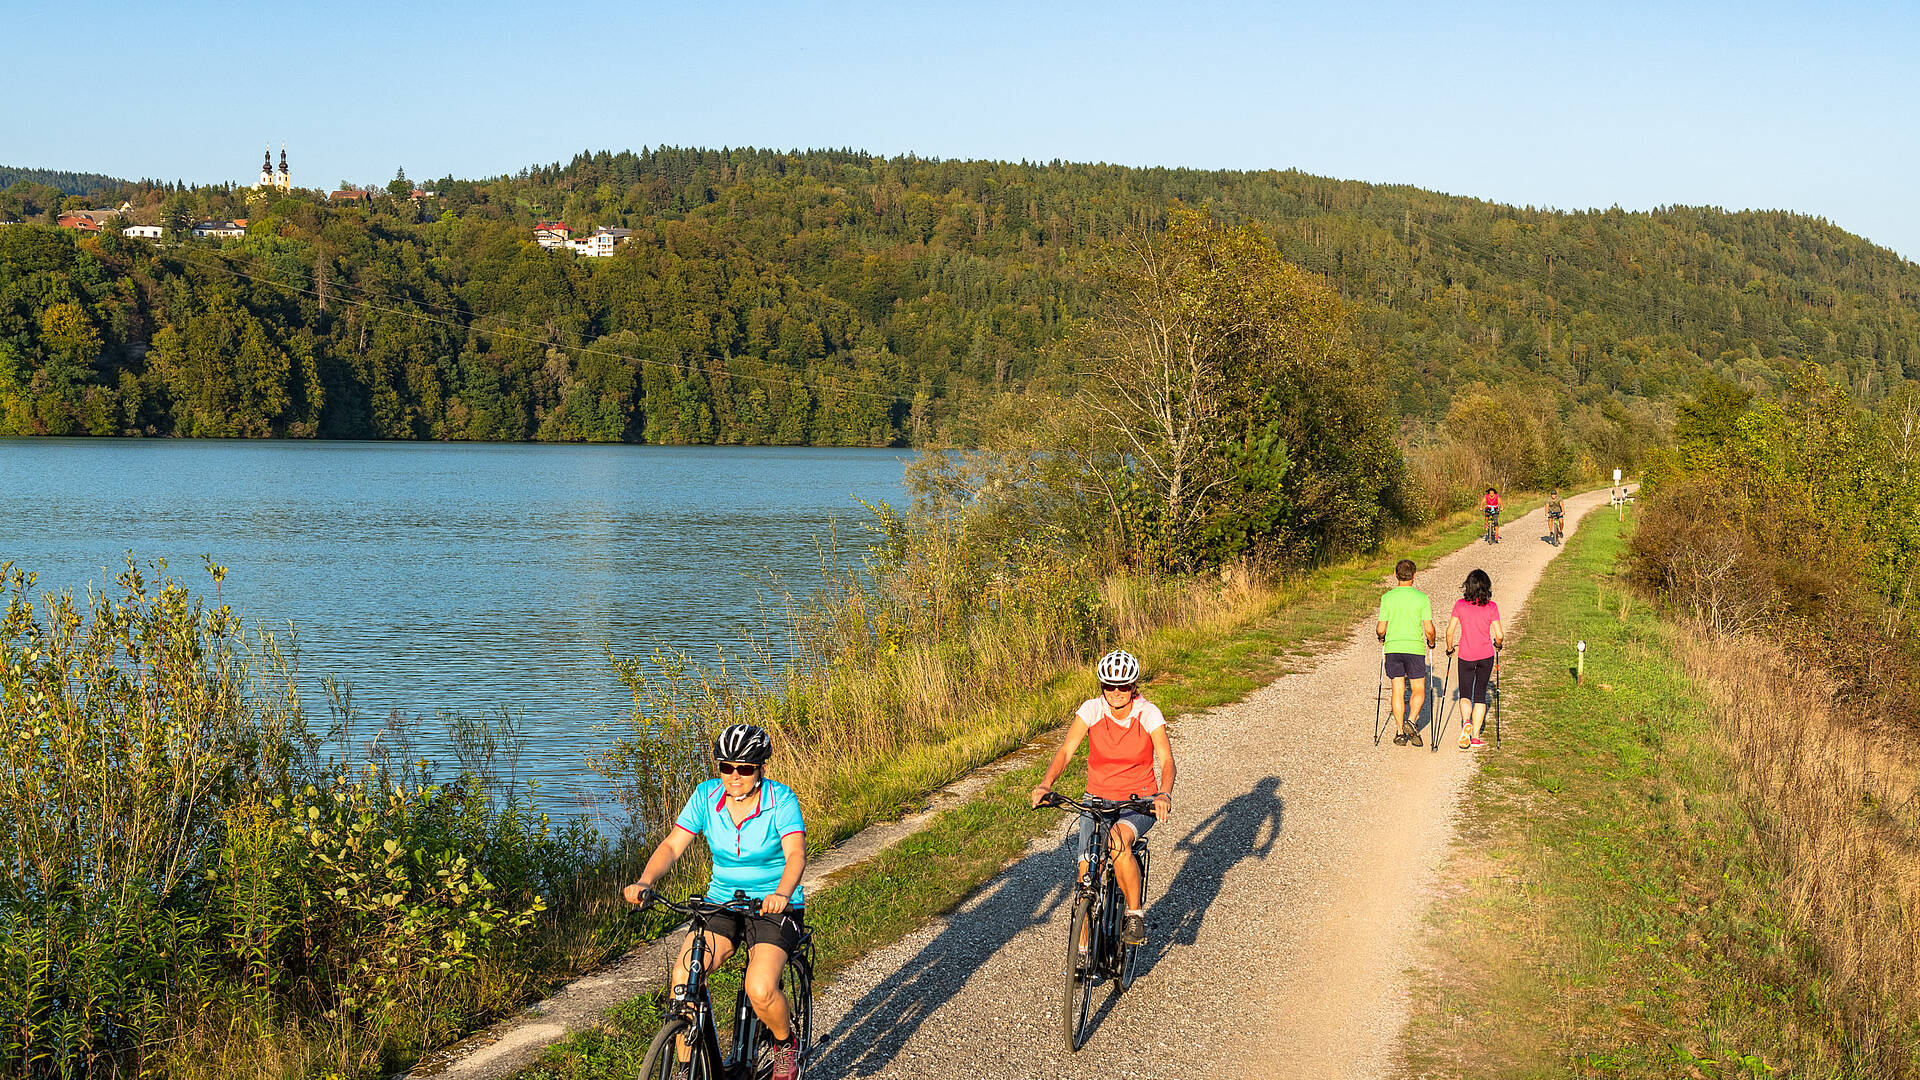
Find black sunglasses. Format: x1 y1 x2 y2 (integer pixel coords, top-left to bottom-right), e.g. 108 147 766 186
717 762 760 776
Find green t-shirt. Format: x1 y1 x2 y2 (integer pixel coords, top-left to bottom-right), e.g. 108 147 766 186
1378 585 1432 655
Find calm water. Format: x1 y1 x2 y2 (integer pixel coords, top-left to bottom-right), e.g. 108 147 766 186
0 439 909 809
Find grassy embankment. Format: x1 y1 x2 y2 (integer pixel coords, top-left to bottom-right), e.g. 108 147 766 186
1399 506 1920 1077
519 497 1546 1079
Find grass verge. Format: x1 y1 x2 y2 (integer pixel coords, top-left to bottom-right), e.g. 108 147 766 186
517 496 1547 1078
1397 505 1887 1078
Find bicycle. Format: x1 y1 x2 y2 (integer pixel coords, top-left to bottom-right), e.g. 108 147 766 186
1546 512 1564 546
1035 792 1156 1052
638 891 815 1080
1483 509 1500 544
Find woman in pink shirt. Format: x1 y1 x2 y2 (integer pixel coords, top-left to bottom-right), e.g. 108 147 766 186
1445 568 1504 749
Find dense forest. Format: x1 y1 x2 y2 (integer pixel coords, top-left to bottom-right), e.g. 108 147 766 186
2 148 1916 465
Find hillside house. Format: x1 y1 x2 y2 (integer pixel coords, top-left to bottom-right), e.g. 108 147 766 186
566 227 633 257
124 224 164 240
57 214 103 233
533 221 572 249
329 189 373 204
192 219 248 239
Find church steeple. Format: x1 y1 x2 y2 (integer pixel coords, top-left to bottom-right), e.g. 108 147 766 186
278 144 290 191
259 146 273 188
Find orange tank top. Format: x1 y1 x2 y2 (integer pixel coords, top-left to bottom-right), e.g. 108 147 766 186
1084 702 1160 800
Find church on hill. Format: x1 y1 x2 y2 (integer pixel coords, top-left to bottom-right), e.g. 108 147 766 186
257 145 291 192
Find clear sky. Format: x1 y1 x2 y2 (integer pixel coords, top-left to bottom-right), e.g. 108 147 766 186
5 0 1916 257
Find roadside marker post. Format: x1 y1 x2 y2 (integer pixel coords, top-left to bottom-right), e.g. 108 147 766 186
1576 639 1586 686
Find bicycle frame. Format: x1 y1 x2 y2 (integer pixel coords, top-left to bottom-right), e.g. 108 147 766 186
647 892 811 1079
1043 794 1155 967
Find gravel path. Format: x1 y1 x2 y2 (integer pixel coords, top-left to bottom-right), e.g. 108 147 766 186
807 490 1617 1080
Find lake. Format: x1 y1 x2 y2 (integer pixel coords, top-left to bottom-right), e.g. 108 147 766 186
0 439 910 813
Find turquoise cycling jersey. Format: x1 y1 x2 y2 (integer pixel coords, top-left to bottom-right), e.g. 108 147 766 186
675 777 806 905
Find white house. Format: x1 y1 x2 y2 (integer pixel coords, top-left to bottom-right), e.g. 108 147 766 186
123 224 163 240
192 219 247 239
565 226 633 257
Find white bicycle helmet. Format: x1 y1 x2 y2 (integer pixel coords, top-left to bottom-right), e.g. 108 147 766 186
713 723 773 764
1096 649 1141 688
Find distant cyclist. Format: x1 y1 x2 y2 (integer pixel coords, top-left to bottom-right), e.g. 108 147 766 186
1482 487 1502 543
1376 558 1436 746
1031 649 1175 947
625 724 806 1080
1546 488 1564 543
1445 569 1504 749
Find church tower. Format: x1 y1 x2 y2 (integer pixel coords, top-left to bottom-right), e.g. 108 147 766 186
259 146 273 189
278 144 290 191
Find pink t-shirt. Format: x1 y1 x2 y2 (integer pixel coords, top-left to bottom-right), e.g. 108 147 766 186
1451 598 1501 661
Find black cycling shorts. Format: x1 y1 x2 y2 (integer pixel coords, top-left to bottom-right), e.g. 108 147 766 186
1384 652 1427 680
1457 655 1494 705
1547 509 1564 520
704 906 806 956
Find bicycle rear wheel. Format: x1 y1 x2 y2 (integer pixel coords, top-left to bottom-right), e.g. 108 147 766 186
1119 846 1151 992
782 950 814 1077
1062 894 1095 1052
642 1017 710 1080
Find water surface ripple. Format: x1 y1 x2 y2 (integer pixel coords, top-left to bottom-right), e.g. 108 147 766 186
0 439 909 811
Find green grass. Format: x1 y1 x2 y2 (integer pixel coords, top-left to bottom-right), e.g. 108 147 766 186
1399 506 1878 1079
519 496 1550 1078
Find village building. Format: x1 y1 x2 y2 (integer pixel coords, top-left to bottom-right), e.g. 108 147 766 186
563 226 634 257
329 189 373 204
57 214 103 233
192 219 248 239
123 224 164 240
533 221 572 249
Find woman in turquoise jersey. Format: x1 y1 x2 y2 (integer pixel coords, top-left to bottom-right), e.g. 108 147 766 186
625 724 805 1080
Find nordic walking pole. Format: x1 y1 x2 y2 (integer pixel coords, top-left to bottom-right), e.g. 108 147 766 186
1373 645 1387 746
1492 641 1504 748
1436 648 1455 751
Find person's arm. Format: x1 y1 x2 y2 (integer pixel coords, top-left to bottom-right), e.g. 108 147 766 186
761 831 806 915
1376 618 1388 643
1446 615 1461 654
1031 716 1089 806
1422 618 1437 649
1490 618 1504 649
1148 724 1176 821
624 825 697 904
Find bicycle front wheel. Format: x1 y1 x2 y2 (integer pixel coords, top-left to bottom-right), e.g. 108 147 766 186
1062 894 1095 1052
1119 847 1151 992
642 1016 709 1080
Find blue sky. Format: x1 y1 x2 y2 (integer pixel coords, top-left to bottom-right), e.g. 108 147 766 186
5 0 1916 257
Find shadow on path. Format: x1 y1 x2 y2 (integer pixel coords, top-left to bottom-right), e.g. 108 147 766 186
812 837 1077 1076
1137 776 1285 975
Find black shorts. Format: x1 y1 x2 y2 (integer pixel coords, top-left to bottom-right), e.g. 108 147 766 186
1547 509 1564 520
705 906 806 956
1384 653 1427 680
1457 655 1494 704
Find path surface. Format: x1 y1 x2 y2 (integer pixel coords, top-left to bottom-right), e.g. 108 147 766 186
807 490 1617 1080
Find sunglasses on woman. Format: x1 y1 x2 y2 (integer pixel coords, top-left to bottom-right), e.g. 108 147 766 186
716 761 760 776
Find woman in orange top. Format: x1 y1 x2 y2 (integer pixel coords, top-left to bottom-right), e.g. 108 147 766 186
1030 649 1177 946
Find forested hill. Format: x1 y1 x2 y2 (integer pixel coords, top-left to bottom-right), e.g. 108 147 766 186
0 166 133 198
3 147 1916 460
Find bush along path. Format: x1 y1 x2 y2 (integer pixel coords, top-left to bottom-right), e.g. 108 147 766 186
791 488 1619 1080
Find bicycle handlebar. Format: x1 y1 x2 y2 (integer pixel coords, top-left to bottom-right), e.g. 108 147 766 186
1035 792 1158 816
639 889 767 918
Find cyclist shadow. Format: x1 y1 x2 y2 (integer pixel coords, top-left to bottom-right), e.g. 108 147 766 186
1135 775 1285 977
811 843 1078 1076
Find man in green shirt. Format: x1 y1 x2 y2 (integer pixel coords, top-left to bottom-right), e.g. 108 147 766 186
1376 558 1437 746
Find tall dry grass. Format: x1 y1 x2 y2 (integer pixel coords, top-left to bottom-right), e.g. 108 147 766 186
593 516 1276 848
1679 625 1920 1076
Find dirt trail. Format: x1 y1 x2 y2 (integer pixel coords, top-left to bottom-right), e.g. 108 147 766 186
806 489 1617 1080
